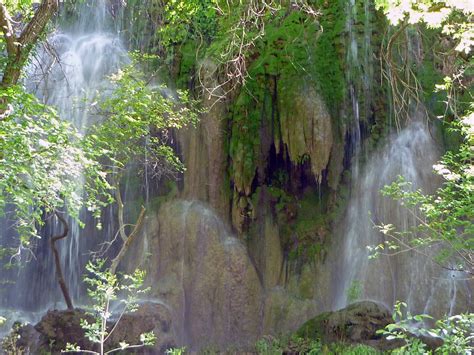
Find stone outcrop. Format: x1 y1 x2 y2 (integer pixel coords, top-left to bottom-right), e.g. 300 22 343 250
106 302 177 354
122 199 347 350
5 303 176 354
296 301 397 351
279 84 333 184
133 200 263 350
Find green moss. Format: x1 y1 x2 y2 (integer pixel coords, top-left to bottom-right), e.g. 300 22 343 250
282 190 329 262
229 81 271 193
227 3 346 194
255 333 381 355
311 0 346 115
296 311 331 339
176 40 199 88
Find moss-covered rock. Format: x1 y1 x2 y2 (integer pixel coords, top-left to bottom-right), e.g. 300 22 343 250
296 301 397 351
280 83 333 183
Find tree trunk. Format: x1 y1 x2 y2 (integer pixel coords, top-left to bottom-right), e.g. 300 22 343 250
0 0 58 114
51 211 74 310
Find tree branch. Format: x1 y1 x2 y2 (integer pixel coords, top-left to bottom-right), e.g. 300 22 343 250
109 206 146 275
115 182 128 242
0 3 17 56
1 0 59 88
51 210 74 310
19 0 58 47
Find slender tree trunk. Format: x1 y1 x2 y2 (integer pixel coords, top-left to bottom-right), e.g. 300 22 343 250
0 0 59 114
109 183 146 275
51 211 74 310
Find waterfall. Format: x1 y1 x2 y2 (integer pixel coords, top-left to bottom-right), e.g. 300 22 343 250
1 1 128 314
334 111 472 316
333 0 471 317
345 0 373 153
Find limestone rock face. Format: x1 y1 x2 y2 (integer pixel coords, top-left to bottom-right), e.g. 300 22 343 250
180 59 229 221
141 200 263 350
280 84 333 183
263 287 319 335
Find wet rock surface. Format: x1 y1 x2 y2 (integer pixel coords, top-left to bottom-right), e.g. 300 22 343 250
141 200 263 350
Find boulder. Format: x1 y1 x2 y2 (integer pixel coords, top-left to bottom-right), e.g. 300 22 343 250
3 303 176 354
34 309 95 353
106 302 177 354
296 301 400 351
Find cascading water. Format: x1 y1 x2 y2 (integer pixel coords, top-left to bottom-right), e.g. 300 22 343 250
345 0 373 154
332 0 472 317
334 111 472 316
1 1 128 314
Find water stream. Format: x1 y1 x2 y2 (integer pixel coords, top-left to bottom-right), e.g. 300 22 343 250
334 111 472 316
332 0 471 317
1 1 128 315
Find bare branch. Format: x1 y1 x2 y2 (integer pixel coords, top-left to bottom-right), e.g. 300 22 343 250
51 211 74 310
109 205 146 275
115 182 128 242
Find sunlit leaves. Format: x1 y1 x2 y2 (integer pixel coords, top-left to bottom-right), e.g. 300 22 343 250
69 260 157 353
158 0 217 47
378 301 473 354
0 86 110 243
87 62 199 182
375 0 473 54
0 59 198 249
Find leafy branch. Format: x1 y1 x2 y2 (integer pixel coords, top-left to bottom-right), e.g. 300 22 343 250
63 260 155 355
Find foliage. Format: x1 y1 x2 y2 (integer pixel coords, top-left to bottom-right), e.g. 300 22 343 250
165 347 187 355
372 2 473 353
375 0 473 54
64 259 155 355
378 301 474 354
87 61 199 184
371 0 473 276
0 57 198 250
2 321 27 354
374 0 472 127
255 335 379 355
0 86 110 243
158 0 217 48
372 147 474 274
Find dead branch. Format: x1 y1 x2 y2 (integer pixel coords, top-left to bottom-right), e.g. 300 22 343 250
199 0 320 103
109 205 146 275
90 181 147 275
